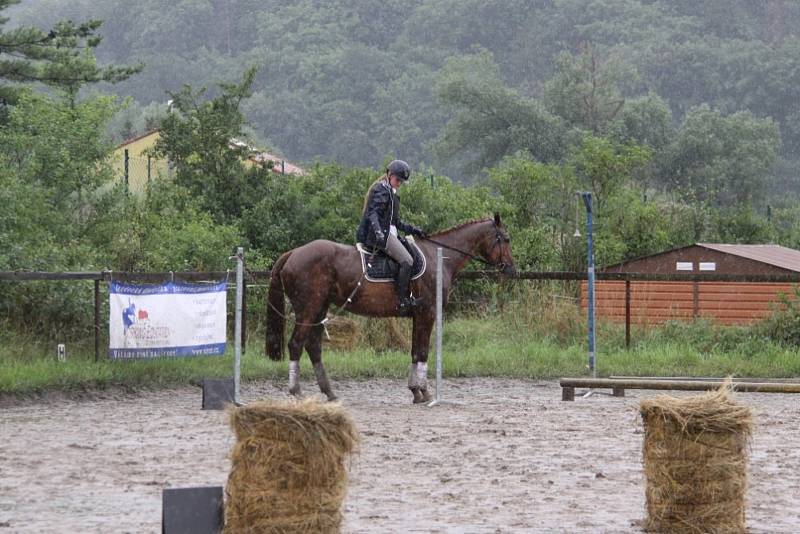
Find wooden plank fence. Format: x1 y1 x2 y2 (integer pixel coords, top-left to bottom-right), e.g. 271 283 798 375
3 270 800 362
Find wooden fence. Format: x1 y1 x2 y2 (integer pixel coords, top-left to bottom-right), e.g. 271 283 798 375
584 281 798 326
2 270 800 361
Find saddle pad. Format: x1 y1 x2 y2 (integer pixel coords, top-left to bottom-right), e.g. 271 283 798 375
356 237 426 283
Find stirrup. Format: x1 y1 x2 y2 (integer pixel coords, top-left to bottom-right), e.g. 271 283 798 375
397 296 420 315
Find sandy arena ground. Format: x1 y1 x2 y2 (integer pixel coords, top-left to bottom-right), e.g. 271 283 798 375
0 377 799 533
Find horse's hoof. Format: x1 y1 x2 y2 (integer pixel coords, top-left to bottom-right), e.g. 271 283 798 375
411 388 425 404
289 386 302 397
419 389 433 403
326 394 338 402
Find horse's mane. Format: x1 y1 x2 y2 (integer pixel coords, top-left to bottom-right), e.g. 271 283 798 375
428 217 492 238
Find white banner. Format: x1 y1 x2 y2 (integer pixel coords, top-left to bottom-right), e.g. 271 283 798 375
109 280 227 359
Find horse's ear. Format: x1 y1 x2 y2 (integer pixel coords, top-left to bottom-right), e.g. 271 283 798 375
494 212 501 226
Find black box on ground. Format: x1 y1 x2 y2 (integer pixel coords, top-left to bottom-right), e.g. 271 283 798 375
162 486 223 534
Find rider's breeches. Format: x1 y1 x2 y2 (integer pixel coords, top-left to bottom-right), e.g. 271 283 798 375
385 233 413 266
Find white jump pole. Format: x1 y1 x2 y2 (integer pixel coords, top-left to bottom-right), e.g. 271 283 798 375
234 246 243 405
428 247 444 407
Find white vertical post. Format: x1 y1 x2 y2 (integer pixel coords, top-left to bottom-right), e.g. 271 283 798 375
429 247 444 406
234 246 243 404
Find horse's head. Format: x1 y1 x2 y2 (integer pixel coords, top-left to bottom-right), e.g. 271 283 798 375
480 213 516 277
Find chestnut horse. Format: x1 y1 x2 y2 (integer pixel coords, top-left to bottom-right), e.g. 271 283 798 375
265 213 516 403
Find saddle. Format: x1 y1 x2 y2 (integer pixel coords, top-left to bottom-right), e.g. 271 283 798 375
356 236 426 283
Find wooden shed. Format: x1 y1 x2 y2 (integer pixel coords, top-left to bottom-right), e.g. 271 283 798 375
581 244 800 325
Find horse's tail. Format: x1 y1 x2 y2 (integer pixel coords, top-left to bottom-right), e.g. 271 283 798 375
266 251 292 361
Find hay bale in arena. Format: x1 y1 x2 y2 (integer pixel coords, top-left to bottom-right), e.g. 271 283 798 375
639 381 753 533
224 398 359 534
360 317 410 352
322 317 359 350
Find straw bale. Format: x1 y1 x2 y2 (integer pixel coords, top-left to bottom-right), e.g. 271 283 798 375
322 317 359 350
360 317 410 352
224 398 359 534
640 382 753 533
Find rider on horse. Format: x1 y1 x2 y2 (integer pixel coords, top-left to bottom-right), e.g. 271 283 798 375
356 159 427 315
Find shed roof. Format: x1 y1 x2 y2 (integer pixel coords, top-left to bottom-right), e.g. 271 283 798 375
696 243 800 273
603 243 800 273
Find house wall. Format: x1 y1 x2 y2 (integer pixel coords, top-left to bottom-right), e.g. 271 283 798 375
110 131 170 194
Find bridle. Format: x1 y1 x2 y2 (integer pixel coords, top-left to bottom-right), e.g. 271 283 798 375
419 221 511 271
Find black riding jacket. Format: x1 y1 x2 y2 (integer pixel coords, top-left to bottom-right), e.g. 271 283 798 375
356 179 416 248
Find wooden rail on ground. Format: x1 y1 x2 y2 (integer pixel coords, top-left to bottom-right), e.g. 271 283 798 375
559 377 800 401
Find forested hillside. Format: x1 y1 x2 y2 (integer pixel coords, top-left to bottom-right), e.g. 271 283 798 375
8 0 800 185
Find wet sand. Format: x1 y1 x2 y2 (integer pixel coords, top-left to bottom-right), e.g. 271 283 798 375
0 378 798 533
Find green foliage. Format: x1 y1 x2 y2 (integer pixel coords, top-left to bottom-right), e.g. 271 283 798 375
85 182 242 271
659 105 781 207
597 189 685 266
0 0 140 106
154 66 264 222
709 208 774 244
569 134 651 209
435 52 567 174
607 93 673 152
488 155 572 270
0 92 118 208
752 286 800 346
543 43 633 134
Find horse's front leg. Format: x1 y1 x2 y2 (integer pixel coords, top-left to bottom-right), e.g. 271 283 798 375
306 322 337 402
409 313 435 404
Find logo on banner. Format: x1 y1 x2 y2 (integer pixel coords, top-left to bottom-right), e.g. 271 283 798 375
121 298 169 344
122 299 150 331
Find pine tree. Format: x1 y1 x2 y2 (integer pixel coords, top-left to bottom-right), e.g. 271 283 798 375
0 0 141 107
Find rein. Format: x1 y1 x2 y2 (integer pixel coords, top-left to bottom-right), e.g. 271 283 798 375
419 221 509 271
419 236 493 266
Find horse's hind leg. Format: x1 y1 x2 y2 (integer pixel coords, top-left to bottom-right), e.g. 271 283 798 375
287 322 314 397
306 322 337 402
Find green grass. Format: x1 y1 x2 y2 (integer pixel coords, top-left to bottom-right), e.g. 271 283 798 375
2 313 799 396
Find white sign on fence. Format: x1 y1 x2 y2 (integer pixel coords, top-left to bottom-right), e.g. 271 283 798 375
109 280 227 359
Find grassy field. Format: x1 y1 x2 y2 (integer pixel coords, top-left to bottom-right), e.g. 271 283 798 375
2 309 799 396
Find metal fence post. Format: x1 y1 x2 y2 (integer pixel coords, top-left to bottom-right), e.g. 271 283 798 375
625 278 631 349
94 278 101 362
428 247 444 407
123 149 129 193
581 192 596 378
234 247 244 404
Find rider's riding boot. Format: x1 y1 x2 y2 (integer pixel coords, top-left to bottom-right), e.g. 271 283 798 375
395 263 418 315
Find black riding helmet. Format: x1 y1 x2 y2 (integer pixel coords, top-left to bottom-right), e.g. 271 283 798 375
387 159 411 181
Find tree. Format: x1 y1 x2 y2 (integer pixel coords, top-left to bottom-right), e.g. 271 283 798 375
659 105 781 208
607 93 673 152
569 134 652 210
543 43 633 135
0 91 118 217
0 0 140 108
435 52 567 176
154 66 265 222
